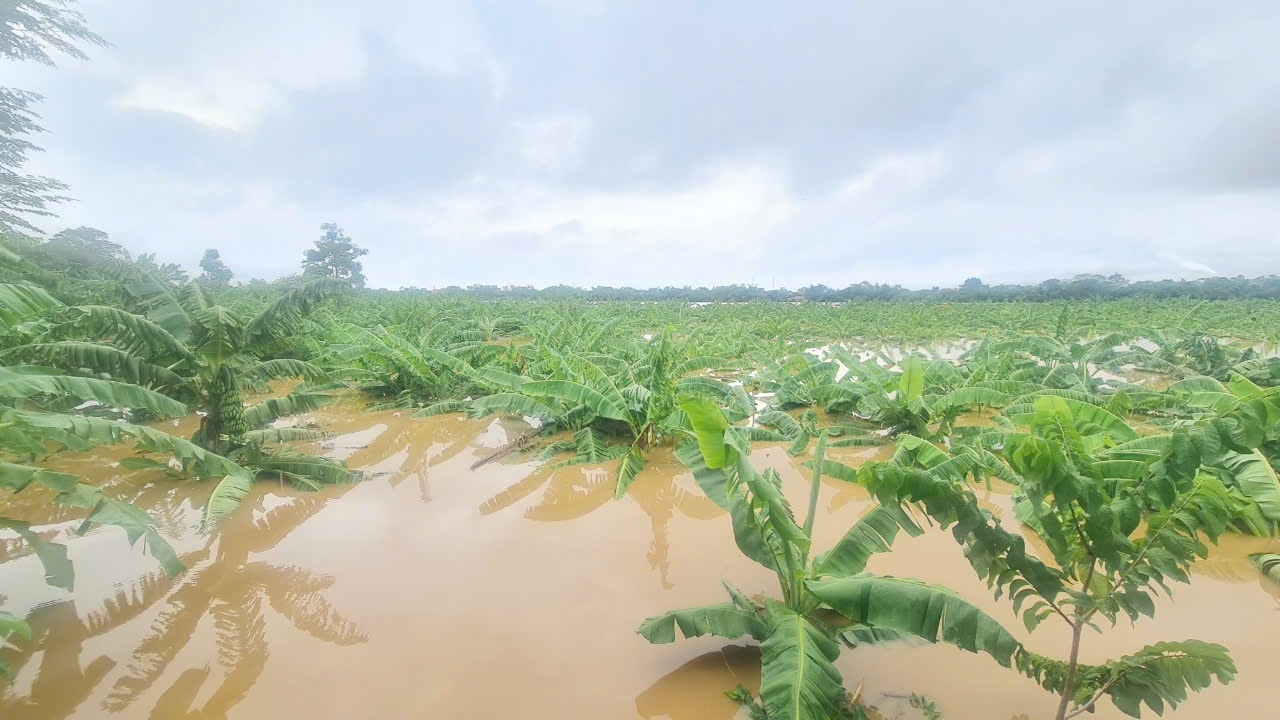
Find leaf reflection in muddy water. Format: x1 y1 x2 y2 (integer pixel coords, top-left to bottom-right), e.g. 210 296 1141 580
1 486 366 720
4 405 1280 719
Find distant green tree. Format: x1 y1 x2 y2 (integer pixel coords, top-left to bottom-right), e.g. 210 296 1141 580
134 252 188 284
44 226 125 264
0 1 107 235
198 248 233 287
302 223 367 288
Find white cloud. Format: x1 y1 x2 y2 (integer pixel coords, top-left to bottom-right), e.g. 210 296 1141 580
89 0 503 131
115 77 287 132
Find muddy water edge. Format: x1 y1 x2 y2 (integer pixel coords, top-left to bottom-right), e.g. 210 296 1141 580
1 403 1278 719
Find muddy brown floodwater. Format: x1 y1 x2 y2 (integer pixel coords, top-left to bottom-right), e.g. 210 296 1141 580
2 403 1279 719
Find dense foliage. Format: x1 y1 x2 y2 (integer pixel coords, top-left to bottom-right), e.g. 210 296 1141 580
3 236 1280 716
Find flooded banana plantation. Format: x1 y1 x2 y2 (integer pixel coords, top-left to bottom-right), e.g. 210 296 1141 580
9 1 1280 717
4 285 1280 720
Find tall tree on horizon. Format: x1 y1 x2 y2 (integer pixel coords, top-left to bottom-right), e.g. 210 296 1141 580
0 1 108 235
198 248 234 287
302 223 367 288
44 226 125 264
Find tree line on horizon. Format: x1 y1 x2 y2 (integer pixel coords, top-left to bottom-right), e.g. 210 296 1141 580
9 226 1280 303
409 273 1280 302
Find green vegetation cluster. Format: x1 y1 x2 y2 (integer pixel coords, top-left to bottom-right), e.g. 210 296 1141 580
5 231 1280 718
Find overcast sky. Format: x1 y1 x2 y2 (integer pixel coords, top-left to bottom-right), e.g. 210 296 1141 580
11 1 1280 289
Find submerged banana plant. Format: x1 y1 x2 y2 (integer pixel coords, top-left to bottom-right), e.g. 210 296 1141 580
428 331 751 497
763 347 1036 442
1 277 357 523
317 320 516 410
637 397 1029 719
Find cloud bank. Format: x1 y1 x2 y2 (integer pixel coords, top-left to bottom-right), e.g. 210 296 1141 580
13 0 1280 288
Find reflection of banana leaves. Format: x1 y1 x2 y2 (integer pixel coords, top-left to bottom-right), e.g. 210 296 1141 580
479 459 722 588
523 467 614 522
0 552 204 720
2 487 366 720
340 424 467 478
330 415 475 503
478 471 552 516
104 491 366 714
2 602 117 720
484 463 718 523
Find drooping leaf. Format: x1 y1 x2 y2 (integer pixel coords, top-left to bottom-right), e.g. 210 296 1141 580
1251 553 1280 584
808 575 1023 668
0 282 63 325
636 602 767 644
0 366 187 417
0 342 187 390
243 391 334 427
615 446 647 499
468 393 556 422
8 410 248 479
1005 395 1138 442
245 278 345 346
757 602 848 720
520 380 629 422
243 427 330 444
74 496 184 577
252 448 357 490
244 358 330 384
674 441 778 572
1216 450 1280 524
62 304 196 361
898 355 926 403
203 473 254 526
679 395 730 469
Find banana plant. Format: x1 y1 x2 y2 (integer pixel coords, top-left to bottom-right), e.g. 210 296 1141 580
1146 330 1247 380
637 397 1030 720
851 395 1246 719
431 331 749 497
1 277 357 522
963 332 1139 392
756 408 882 457
316 320 517 410
777 349 1023 440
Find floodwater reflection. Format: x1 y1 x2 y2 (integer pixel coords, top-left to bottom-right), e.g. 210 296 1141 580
479 447 721 588
0 489 365 719
4 405 1280 719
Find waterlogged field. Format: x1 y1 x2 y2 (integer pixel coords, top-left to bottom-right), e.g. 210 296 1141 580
4 290 1280 720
